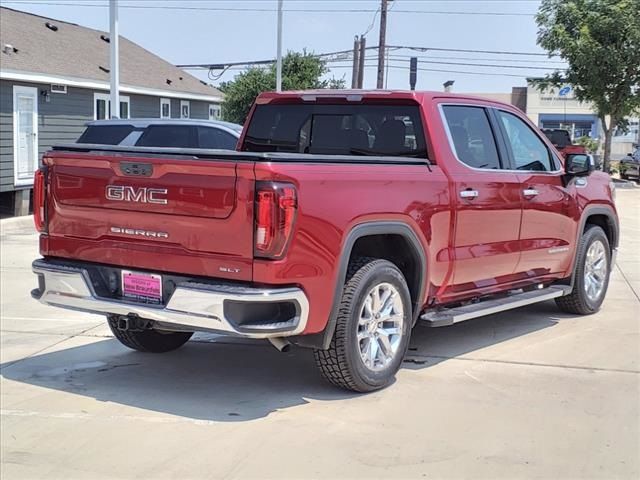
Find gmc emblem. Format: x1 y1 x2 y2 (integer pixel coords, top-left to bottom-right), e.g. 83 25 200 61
105 185 168 205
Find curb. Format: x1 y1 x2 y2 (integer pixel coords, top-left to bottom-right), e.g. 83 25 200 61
612 179 638 190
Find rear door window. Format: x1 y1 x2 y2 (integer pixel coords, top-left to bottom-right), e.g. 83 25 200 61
242 104 427 158
442 105 502 170
136 125 198 148
77 125 135 145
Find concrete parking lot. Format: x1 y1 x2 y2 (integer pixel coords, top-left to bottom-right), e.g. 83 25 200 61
1 190 638 479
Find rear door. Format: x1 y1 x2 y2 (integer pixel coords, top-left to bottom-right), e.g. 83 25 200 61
440 104 523 297
45 151 255 281
494 109 577 277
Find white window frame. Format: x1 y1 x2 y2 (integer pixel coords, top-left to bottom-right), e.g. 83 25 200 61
93 92 130 120
208 103 221 120
180 100 190 119
13 85 39 187
160 98 171 119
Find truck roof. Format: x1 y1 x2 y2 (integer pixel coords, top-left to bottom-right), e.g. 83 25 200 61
256 89 515 108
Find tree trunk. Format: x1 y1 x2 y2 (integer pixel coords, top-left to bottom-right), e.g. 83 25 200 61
603 128 613 173
599 115 616 174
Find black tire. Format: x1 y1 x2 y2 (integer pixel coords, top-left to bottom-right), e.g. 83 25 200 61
107 315 193 353
314 257 412 392
555 225 611 315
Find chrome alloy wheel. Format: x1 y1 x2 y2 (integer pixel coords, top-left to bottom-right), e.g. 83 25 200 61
584 239 608 302
357 282 405 371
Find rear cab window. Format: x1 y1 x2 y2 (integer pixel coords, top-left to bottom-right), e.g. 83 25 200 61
242 103 428 158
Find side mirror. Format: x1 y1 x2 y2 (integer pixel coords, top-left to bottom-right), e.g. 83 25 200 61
565 153 593 176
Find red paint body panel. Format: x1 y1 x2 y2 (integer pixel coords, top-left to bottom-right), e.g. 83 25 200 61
38 90 618 336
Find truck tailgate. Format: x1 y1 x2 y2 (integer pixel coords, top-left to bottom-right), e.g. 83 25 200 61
43 151 255 281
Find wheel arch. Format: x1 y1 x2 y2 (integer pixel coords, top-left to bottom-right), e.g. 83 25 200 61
298 221 427 350
564 204 619 288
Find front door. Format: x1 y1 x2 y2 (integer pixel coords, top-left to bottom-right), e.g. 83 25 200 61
13 86 38 186
494 109 577 277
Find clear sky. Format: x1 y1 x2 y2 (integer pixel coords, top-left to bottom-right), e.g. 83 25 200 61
0 0 564 93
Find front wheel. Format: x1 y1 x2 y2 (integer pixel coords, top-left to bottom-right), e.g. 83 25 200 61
314 258 412 392
555 225 611 315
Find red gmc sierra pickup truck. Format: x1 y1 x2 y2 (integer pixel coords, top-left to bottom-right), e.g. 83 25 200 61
31 90 619 392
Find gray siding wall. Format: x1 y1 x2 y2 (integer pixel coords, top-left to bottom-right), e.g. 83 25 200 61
0 81 13 192
169 98 210 120
130 95 212 119
0 79 219 193
1 79 92 193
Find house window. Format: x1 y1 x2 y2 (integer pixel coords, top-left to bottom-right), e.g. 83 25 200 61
208 104 221 120
180 100 190 119
160 98 171 119
94 93 130 120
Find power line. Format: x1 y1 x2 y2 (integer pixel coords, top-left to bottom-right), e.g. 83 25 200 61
389 45 552 57
180 44 559 70
327 64 537 78
2 1 537 16
325 57 562 71
3 0 543 2
386 54 565 65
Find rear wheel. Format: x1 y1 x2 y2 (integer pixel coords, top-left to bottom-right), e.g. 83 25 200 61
555 225 611 315
107 315 193 353
314 258 412 392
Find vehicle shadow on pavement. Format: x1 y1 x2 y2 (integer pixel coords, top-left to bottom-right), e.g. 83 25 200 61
0 301 568 422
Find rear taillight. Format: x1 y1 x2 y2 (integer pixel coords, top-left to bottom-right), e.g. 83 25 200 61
254 181 297 259
33 168 47 233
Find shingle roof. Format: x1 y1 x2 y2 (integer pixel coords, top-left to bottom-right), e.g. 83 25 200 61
0 7 222 100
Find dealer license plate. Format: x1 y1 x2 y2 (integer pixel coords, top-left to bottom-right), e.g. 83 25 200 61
121 270 163 304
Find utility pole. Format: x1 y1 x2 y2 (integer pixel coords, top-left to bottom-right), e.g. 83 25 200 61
357 36 366 89
276 0 283 92
376 0 388 89
409 57 417 91
109 0 119 118
351 36 360 89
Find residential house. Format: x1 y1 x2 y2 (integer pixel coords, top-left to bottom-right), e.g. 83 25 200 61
0 7 223 215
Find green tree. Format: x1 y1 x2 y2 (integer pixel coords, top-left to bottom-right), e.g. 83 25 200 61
575 135 600 153
535 0 640 172
220 51 345 124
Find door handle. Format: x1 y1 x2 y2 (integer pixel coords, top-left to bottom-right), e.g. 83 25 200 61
523 188 539 197
459 189 479 199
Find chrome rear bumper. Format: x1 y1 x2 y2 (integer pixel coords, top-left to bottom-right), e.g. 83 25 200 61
32 259 309 338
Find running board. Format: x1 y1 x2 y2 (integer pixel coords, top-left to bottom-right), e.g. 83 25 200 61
420 286 571 327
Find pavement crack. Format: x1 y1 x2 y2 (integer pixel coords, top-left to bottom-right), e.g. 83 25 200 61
615 262 640 303
97 363 140 372
0 323 104 372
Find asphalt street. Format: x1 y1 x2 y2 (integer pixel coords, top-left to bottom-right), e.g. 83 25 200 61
1 190 638 479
